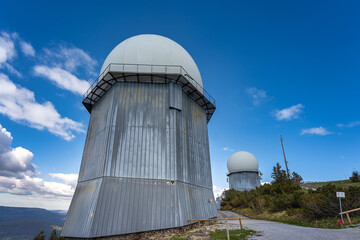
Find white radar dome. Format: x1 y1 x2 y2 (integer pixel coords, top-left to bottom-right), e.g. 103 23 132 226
101 34 203 91
227 151 259 173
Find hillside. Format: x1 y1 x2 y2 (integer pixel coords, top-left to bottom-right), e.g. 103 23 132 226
0 206 66 240
302 179 360 189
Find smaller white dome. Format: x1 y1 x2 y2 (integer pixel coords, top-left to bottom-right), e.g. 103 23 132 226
227 151 259 173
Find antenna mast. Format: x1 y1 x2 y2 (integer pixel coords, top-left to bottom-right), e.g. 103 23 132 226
280 135 290 178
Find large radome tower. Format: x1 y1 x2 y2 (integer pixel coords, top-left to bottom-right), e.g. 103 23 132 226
61 35 217 238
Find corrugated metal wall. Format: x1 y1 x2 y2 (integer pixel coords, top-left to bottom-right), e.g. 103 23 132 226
61 178 102 237
228 172 261 191
62 82 217 238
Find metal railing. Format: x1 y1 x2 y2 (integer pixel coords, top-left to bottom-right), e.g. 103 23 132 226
83 63 216 107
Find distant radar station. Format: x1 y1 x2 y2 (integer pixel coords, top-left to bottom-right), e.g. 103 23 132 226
227 151 261 191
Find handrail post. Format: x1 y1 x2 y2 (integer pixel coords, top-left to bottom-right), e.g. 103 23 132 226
225 218 230 240
346 213 352 224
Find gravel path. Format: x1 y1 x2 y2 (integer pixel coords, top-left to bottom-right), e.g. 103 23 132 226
217 211 360 240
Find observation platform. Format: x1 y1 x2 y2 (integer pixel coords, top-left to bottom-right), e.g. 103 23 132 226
82 63 216 122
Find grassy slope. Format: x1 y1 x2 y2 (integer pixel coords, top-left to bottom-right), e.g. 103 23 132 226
222 179 360 229
231 207 360 229
302 180 360 189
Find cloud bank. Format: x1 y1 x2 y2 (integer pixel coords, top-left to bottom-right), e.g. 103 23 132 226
0 124 78 198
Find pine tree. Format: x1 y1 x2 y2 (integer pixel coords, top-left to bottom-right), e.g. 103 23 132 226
350 171 360 182
271 162 288 183
291 171 303 185
48 229 57 240
33 230 45 240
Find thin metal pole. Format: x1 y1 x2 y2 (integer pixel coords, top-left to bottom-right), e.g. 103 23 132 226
280 135 290 178
339 197 343 223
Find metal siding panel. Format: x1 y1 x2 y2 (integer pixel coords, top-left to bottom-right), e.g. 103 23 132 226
78 128 108 182
63 82 217 238
169 82 182 111
61 178 102 238
68 179 217 238
229 172 261 191
102 83 171 180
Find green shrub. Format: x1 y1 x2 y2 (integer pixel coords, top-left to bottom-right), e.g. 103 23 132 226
350 171 360 182
221 163 360 223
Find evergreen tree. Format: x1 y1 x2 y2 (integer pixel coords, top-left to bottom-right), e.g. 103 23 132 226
291 171 303 185
271 162 288 183
48 229 57 240
350 170 360 182
33 230 45 240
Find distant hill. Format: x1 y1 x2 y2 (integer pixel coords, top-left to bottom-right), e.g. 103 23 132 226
302 179 360 189
0 206 66 240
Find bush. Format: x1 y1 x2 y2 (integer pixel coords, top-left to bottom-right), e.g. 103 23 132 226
350 171 360 182
269 193 293 212
221 163 360 222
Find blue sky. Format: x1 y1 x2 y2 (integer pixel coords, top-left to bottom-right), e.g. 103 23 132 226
0 1 359 209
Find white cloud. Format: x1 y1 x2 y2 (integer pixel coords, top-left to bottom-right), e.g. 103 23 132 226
301 126 331 136
0 124 35 178
43 45 97 74
0 175 75 197
4 63 22 78
222 147 234 152
337 121 360 128
213 185 228 198
0 192 71 210
0 73 84 141
0 32 20 77
36 45 97 95
0 125 77 199
274 104 304 121
49 173 78 188
19 40 35 57
34 66 90 95
246 87 268 106
0 31 36 77
0 32 16 65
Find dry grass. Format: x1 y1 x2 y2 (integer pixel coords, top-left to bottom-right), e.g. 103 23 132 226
233 208 360 229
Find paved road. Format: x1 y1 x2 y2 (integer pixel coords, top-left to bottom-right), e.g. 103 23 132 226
217 211 360 240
